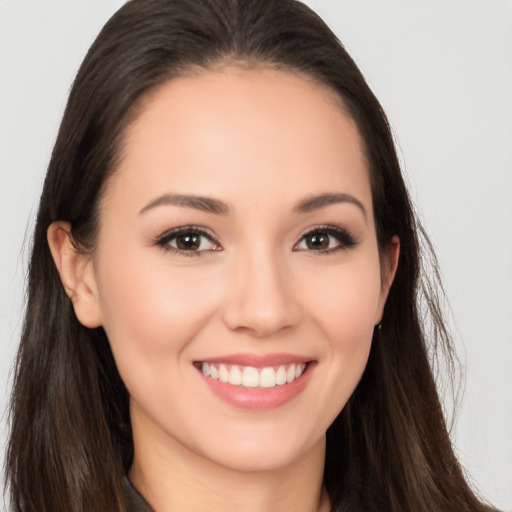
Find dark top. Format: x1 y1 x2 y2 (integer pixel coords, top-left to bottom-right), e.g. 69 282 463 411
123 476 154 512
122 477 502 512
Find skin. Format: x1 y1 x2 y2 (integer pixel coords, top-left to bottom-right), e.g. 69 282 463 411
49 68 399 512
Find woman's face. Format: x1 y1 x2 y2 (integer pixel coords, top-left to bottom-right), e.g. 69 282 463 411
83 68 397 472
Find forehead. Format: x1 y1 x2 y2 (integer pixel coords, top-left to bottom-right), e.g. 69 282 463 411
108 67 371 216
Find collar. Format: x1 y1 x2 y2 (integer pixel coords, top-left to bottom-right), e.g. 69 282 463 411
122 475 154 512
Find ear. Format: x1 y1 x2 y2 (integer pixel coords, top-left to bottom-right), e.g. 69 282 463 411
47 221 103 328
374 235 400 325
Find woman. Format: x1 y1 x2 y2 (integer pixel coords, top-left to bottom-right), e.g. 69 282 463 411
5 0 498 511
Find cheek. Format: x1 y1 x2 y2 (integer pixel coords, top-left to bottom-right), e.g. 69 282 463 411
299 253 382 419
306 254 382 347
94 250 221 365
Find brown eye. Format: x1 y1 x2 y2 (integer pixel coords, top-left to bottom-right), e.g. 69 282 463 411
305 233 330 250
175 233 201 250
157 228 220 254
294 226 358 254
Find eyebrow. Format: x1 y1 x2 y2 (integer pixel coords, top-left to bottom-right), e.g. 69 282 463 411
139 191 366 219
139 193 231 215
294 192 367 220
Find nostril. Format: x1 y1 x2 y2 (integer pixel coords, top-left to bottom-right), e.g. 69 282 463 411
222 298 301 338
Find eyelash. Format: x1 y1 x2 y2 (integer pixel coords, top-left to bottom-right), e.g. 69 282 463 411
154 225 220 257
294 225 359 255
153 224 358 256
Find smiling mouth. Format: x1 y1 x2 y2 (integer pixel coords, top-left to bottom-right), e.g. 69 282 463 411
195 362 308 389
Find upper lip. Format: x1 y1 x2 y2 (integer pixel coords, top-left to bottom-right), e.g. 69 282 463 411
195 352 313 368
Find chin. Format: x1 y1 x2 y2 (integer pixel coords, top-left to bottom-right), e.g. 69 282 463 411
194 427 325 473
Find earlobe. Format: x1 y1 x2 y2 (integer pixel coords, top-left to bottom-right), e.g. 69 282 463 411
47 221 103 328
375 235 400 325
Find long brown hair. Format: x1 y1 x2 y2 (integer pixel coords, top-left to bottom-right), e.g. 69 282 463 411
6 0 495 510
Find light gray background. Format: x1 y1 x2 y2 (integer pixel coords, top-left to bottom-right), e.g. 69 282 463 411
1 1 511 510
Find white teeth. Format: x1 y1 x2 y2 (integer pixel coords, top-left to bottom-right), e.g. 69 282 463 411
219 364 229 383
228 366 243 385
200 362 307 389
242 367 259 388
259 367 276 388
286 364 296 383
275 365 287 385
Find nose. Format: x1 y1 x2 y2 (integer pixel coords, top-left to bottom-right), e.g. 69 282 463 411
222 247 302 338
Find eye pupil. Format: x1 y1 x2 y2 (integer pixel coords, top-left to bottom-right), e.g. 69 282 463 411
307 233 329 250
176 234 200 250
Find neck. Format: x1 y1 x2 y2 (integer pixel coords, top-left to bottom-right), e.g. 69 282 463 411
129 417 330 512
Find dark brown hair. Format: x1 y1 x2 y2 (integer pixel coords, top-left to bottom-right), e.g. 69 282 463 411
6 0 495 511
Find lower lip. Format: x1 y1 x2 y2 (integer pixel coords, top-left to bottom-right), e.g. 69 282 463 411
198 363 315 411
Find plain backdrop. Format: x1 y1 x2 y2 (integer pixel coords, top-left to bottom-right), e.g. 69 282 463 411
1 1 511 510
